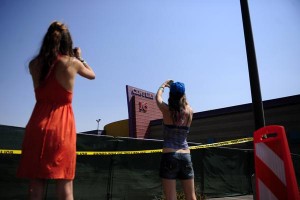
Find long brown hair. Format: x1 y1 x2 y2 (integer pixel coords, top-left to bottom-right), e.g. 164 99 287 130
168 93 188 124
33 21 74 83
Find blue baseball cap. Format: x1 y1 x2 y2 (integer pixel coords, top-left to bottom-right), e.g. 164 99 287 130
170 82 185 98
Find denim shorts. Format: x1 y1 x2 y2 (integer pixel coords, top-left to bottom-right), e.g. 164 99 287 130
159 152 194 180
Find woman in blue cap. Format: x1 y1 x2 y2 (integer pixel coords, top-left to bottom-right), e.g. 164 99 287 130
156 80 196 200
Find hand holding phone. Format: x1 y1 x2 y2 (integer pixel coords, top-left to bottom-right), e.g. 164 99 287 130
164 80 174 88
73 47 82 58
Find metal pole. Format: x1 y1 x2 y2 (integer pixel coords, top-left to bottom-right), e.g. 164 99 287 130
96 119 101 134
240 0 265 130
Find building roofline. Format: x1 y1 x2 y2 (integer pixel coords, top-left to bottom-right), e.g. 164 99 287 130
150 94 300 126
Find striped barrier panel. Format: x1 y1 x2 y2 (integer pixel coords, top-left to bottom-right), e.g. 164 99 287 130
254 125 299 200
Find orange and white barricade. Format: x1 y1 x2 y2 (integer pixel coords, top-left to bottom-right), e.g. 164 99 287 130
254 125 299 200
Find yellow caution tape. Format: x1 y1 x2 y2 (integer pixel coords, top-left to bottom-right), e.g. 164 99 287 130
189 137 253 150
77 149 162 156
0 150 22 155
0 137 253 156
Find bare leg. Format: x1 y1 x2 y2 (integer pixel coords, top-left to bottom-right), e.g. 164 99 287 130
56 179 74 200
181 178 197 200
162 178 177 200
29 179 46 200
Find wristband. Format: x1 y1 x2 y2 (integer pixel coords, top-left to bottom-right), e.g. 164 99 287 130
79 58 88 65
77 57 85 63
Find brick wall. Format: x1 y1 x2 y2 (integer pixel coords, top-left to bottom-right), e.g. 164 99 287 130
132 95 162 138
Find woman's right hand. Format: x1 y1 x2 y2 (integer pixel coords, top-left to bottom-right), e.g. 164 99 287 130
73 47 95 80
73 47 82 58
163 80 174 88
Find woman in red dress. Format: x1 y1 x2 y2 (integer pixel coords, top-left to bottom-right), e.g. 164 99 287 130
17 21 95 200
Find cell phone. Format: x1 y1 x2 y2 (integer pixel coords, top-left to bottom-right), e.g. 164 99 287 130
73 48 78 54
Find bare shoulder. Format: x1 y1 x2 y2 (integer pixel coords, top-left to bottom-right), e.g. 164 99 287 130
29 58 41 75
57 55 75 66
56 56 80 72
160 102 169 112
156 99 168 111
28 58 41 88
29 58 38 69
187 105 193 120
61 56 83 71
187 104 193 114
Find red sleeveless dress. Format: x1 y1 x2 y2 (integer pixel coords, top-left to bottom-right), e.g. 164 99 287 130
17 62 76 180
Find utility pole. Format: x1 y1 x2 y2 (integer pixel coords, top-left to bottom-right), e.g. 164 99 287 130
240 0 265 130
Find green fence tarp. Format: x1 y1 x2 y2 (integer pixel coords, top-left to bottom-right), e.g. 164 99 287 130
2 125 298 199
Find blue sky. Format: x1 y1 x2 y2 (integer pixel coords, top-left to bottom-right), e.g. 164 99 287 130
0 0 299 132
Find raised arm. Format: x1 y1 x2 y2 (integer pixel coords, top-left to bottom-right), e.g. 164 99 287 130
74 47 95 80
156 80 173 110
